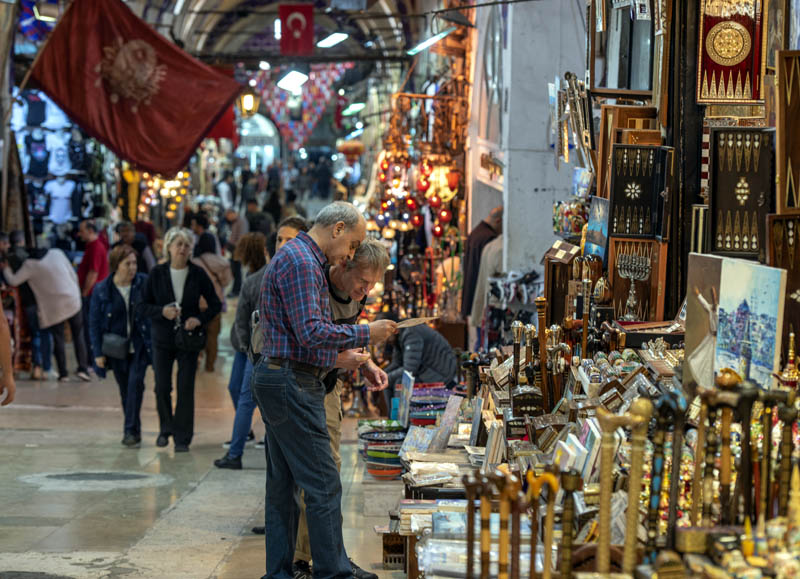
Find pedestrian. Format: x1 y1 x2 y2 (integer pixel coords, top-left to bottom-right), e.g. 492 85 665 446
2 247 90 382
139 227 221 452
214 232 270 469
216 171 235 210
191 232 232 373
89 245 152 447
77 219 110 360
6 230 51 380
253 201 397 578
245 198 273 237
275 216 309 256
289 238 390 579
223 208 249 297
315 159 332 199
114 222 156 273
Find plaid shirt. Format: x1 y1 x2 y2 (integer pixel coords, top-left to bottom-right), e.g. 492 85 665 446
260 231 370 369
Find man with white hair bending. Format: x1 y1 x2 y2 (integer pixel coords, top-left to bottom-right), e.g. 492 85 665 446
254 201 397 579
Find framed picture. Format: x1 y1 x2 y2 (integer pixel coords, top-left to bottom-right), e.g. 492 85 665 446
585 196 610 261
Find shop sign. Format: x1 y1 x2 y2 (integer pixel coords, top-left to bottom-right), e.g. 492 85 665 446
475 139 504 190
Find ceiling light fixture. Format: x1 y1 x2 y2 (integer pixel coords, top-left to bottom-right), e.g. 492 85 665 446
33 2 58 22
259 60 270 71
317 32 349 48
341 102 365 116
277 70 309 95
248 78 257 87
406 26 457 56
274 19 282 40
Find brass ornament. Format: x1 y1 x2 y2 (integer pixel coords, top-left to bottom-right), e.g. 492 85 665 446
706 21 752 67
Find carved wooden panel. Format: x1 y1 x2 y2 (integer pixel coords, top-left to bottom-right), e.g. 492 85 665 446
608 237 669 321
776 51 800 214
707 127 775 262
766 214 800 357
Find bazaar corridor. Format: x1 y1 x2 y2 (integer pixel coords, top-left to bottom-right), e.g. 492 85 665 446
0 308 403 579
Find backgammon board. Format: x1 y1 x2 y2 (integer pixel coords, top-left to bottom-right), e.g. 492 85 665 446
767 214 800 360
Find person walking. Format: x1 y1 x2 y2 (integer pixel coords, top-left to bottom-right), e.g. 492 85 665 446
191 232 232 372
214 232 271 469
140 227 221 452
223 208 249 297
2 247 90 382
253 201 397 579
89 245 152 447
77 219 109 360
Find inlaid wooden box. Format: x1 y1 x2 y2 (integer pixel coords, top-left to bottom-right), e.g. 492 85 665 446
766 214 800 357
596 105 658 200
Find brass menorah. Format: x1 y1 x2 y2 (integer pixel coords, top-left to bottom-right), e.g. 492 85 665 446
616 245 652 321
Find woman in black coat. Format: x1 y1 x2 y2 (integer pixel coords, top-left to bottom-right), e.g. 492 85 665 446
89 245 152 447
139 227 221 452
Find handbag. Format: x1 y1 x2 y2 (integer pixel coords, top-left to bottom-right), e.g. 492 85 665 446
175 326 207 352
101 333 129 360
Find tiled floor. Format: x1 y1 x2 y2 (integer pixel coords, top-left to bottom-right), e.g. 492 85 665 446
0 307 405 578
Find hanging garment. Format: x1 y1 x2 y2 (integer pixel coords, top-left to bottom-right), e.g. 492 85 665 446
47 131 71 176
45 179 76 224
25 134 49 178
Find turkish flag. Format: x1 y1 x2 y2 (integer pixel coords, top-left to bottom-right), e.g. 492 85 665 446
279 4 314 56
31 0 242 176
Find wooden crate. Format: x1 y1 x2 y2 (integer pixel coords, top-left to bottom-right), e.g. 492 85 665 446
608 237 669 321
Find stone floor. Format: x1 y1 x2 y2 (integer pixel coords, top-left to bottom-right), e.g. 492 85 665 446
0 307 405 579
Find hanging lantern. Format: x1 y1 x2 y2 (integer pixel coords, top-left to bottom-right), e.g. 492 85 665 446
366 220 380 232
405 197 418 212
421 158 433 177
380 159 390 171
391 177 402 189
236 87 260 118
376 213 387 227
397 221 412 232
378 171 387 183
389 219 400 229
432 223 444 238
401 212 411 222
447 169 461 191
382 226 397 240
411 213 423 228
337 140 365 165
429 194 442 209
438 208 453 224
381 200 390 212
417 177 430 193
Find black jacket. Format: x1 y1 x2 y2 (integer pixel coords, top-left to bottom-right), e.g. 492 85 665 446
139 262 221 347
385 324 458 387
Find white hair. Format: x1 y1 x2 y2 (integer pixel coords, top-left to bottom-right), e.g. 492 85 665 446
163 227 193 260
314 201 364 229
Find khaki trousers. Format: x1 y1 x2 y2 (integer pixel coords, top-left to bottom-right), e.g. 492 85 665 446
294 379 342 563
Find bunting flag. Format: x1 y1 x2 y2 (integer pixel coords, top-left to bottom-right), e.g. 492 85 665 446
30 0 242 176
253 63 353 151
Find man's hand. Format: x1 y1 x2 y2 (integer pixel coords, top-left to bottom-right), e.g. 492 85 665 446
95 357 106 369
336 349 370 371
162 304 180 320
184 317 202 331
0 372 15 406
362 361 389 391
367 320 397 345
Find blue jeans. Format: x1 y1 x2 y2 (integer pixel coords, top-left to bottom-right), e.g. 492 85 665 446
25 305 51 371
228 358 255 458
228 351 248 409
252 362 351 579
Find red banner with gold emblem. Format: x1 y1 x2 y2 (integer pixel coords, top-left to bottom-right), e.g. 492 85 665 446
696 0 766 104
31 0 242 176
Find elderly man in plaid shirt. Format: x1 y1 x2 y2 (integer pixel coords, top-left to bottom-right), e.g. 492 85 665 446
254 201 397 579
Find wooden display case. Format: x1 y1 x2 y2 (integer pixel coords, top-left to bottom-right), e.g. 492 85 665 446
596 105 658 200
608 237 669 321
707 127 775 262
767 214 800 357
542 240 581 328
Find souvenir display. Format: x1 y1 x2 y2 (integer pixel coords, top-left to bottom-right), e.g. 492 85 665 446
708 127 776 261
697 0 768 104
608 236 668 321
596 105 658 200
766 213 799 360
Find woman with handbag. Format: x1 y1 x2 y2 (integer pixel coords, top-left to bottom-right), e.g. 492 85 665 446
191 232 232 372
89 245 152 447
139 227 221 452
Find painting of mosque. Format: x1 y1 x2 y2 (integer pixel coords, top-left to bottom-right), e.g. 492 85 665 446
714 258 786 390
